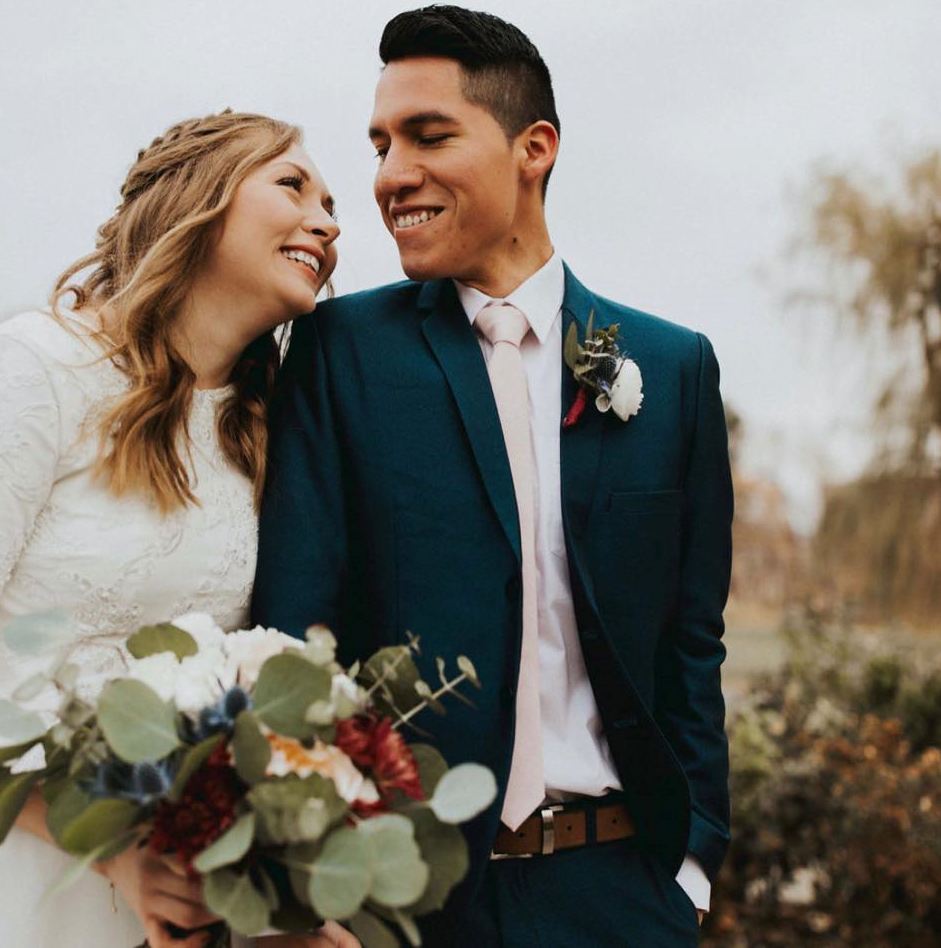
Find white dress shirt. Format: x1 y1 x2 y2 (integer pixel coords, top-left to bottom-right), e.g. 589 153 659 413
454 253 710 912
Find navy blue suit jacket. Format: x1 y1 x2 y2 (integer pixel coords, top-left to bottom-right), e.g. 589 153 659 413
252 264 732 911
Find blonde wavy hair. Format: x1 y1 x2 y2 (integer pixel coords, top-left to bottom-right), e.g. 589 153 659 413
51 110 303 513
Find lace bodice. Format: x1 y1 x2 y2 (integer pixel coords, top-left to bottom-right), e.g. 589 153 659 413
0 311 258 707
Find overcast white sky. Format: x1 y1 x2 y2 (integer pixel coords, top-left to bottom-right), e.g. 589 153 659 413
2 0 939 528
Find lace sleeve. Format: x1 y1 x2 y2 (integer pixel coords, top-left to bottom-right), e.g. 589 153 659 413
0 333 61 596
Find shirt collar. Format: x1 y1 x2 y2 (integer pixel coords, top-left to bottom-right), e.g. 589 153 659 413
453 253 564 345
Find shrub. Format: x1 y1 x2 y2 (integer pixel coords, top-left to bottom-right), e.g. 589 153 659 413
702 609 941 948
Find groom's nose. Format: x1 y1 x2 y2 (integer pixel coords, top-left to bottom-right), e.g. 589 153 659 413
374 148 424 200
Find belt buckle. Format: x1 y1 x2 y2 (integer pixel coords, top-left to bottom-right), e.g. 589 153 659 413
540 803 565 855
489 804 565 860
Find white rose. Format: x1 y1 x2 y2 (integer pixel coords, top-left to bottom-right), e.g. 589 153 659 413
224 626 305 690
329 746 380 805
127 652 179 703
595 357 643 421
174 646 231 716
170 613 227 650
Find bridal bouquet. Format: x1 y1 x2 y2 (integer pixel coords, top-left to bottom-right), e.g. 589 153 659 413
0 614 495 947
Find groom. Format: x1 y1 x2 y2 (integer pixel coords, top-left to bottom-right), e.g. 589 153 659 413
253 5 732 945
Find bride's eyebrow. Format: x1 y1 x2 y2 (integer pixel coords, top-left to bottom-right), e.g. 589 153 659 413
272 161 311 181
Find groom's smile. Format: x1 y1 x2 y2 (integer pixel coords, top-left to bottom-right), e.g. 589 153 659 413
369 56 526 293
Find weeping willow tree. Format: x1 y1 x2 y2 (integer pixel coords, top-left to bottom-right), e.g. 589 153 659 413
799 151 941 625
804 151 941 469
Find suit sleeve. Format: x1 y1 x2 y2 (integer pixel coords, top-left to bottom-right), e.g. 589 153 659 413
251 314 348 638
656 332 733 881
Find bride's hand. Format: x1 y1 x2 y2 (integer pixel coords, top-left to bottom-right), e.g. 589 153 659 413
258 922 361 947
98 844 220 948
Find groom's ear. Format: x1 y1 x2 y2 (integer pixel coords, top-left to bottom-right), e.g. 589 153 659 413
516 120 559 194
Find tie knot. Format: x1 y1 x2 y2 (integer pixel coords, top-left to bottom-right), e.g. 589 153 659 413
476 302 530 348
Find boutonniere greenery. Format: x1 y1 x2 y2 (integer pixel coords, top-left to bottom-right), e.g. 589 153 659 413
562 311 644 428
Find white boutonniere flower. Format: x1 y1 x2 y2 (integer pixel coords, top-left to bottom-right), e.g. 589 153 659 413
562 312 643 427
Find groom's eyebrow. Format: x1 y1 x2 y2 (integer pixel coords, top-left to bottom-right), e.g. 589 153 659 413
368 110 458 140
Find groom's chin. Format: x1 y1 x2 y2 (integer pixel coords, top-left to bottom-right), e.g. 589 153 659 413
397 256 446 283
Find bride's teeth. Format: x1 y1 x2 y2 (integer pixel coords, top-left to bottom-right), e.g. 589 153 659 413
281 249 321 274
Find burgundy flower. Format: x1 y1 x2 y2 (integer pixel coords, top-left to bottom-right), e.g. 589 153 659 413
562 386 588 429
336 714 425 802
149 744 245 874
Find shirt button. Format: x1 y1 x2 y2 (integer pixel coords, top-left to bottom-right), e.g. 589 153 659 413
505 577 520 600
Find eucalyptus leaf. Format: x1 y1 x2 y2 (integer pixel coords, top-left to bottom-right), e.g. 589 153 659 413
413 681 445 715
204 868 271 936
249 774 346 846
232 712 270 785
53 663 80 691
46 782 91 843
308 826 371 920
2 610 74 655
428 763 497 824
305 700 335 726
359 647 423 718
253 653 332 739
456 656 480 688
405 809 468 915
256 865 281 911
359 814 429 908
126 623 198 661
0 737 43 765
563 321 581 371
0 698 49 745
168 733 224 802
12 672 50 703
0 770 41 843
97 680 180 764
348 909 402 948
57 798 139 855
408 744 449 798
586 309 595 340
392 907 422 947
193 812 255 873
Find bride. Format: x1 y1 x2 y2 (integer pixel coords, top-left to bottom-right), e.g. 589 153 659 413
0 111 356 948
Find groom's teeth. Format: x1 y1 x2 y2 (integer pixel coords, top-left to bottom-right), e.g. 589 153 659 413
280 248 321 274
394 209 440 229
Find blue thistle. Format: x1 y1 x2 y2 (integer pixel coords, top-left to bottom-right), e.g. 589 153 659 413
87 756 174 805
193 685 252 740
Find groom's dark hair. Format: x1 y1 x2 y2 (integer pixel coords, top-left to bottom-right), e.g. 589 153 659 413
379 5 560 192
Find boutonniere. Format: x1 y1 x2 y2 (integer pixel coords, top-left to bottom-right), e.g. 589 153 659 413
562 311 643 428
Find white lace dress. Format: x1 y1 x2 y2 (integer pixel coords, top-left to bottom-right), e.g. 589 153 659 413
0 311 258 947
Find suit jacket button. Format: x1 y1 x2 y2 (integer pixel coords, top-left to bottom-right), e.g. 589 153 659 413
500 684 516 707
614 715 639 729
505 577 520 600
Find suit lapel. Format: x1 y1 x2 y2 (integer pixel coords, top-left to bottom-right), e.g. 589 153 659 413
419 280 521 563
559 265 605 605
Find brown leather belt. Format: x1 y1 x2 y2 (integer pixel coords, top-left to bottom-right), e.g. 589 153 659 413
491 800 635 859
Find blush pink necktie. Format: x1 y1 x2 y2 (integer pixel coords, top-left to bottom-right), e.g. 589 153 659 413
475 302 545 830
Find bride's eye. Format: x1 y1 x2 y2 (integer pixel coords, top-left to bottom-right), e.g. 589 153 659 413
277 176 304 192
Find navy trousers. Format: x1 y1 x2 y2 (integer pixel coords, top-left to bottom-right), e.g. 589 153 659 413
422 839 700 947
